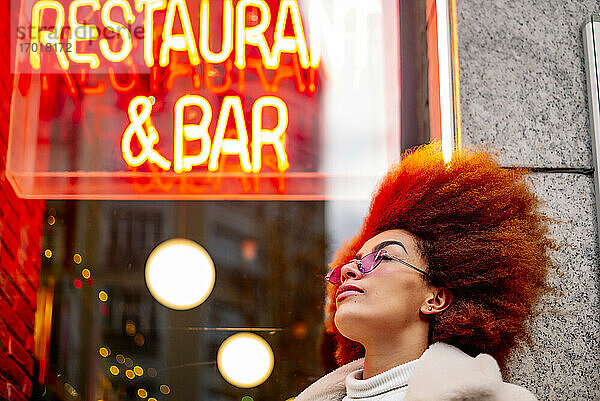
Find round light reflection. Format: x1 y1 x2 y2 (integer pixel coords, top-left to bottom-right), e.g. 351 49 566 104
145 239 215 310
135 333 145 346
217 333 274 388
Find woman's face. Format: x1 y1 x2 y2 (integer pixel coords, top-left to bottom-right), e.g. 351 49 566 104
334 229 432 343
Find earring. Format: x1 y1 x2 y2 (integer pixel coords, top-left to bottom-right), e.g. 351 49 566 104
428 306 433 311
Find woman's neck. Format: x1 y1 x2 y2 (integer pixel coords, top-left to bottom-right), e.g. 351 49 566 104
361 325 429 379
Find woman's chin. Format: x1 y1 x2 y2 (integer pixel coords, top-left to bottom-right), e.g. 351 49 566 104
334 305 372 341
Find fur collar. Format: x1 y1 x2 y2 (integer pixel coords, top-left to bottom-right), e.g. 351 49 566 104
294 342 537 401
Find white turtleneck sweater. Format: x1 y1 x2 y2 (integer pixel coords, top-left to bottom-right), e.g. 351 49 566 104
341 358 419 401
294 343 538 401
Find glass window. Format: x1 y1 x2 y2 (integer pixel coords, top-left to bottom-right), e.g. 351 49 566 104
16 0 453 399
40 201 330 400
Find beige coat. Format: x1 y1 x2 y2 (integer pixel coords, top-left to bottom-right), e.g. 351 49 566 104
294 342 538 401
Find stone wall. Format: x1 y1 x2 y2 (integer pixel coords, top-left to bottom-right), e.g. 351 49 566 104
457 1 600 399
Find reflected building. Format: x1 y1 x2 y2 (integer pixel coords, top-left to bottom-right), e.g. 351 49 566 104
41 200 327 401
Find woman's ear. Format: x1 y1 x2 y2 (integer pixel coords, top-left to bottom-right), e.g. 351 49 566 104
421 287 453 315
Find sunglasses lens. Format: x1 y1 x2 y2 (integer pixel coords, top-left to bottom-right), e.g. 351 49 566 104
325 251 384 284
360 251 379 273
326 265 342 284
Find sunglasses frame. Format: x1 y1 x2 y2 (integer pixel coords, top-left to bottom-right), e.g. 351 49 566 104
325 249 427 285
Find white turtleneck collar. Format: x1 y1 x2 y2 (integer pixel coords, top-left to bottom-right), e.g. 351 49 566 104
293 342 538 401
342 358 419 400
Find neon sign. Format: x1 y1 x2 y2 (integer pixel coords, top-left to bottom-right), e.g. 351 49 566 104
23 0 315 178
28 0 315 70
121 94 289 173
8 0 401 199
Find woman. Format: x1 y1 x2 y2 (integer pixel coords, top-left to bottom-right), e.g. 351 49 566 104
295 144 553 401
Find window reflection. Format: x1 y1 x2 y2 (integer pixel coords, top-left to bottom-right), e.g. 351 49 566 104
39 201 327 400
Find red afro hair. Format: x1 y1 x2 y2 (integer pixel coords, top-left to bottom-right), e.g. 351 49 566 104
324 143 554 371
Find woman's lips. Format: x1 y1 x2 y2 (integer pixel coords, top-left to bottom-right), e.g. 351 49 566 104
336 284 364 302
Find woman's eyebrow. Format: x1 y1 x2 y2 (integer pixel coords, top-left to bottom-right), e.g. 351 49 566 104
354 240 408 259
372 240 408 254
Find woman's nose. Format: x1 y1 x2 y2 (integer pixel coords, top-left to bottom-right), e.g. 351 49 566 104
340 260 363 282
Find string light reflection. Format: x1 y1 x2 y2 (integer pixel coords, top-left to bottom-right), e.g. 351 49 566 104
217 333 274 388
98 291 108 302
145 239 215 310
126 320 136 336
134 333 145 346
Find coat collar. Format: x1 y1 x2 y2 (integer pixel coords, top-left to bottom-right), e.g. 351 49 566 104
293 342 537 401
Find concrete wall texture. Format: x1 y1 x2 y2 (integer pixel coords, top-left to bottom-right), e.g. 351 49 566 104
457 1 600 399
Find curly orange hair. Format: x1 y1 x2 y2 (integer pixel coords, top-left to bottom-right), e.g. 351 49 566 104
325 143 554 370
